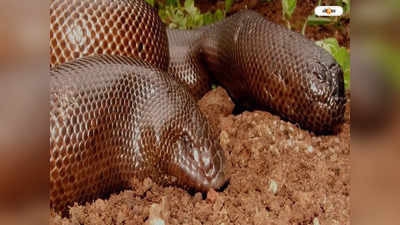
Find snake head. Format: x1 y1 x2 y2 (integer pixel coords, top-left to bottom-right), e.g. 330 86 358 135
310 48 345 100
305 48 347 132
164 111 228 192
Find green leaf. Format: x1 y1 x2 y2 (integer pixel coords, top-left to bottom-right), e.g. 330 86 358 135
192 13 203 27
158 0 226 29
184 0 197 15
282 0 296 19
337 0 350 15
166 0 179 7
225 0 234 13
306 15 333 26
214 9 224 21
158 9 167 21
178 17 188 29
144 0 155 7
168 23 178 29
315 38 351 89
202 12 213 25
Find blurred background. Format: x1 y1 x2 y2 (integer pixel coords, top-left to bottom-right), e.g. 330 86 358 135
351 0 400 225
0 0 48 224
0 0 398 224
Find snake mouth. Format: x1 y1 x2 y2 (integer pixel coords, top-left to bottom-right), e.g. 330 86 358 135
309 57 345 102
313 47 346 100
317 61 344 99
325 62 346 113
167 144 229 192
202 147 229 190
307 60 347 133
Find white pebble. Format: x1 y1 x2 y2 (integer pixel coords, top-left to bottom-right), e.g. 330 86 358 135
269 179 278 194
313 217 320 225
149 218 165 225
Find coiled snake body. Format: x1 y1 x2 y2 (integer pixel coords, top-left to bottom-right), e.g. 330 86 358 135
50 0 346 212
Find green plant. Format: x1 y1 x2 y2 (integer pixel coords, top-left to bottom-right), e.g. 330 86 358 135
337 0 350 16
301 0 350 35
301 15 332 35
225 0 234 15
144 0 155 7
281 0 297 29
333 0 350 27
315 38 350 89
155 0 228 29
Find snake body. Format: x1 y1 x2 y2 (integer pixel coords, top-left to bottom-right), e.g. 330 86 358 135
50 0 346 212
50 55 226 212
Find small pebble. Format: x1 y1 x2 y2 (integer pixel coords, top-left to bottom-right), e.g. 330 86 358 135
206 189 218 203
148 218 165 225
193 192 203 203
146 197 169 225
268 179 278 194
313 217 320 225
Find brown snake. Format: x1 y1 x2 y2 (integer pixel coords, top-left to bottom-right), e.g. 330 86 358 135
50 0 346 212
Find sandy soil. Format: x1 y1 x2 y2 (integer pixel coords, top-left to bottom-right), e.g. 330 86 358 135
50 87 350 225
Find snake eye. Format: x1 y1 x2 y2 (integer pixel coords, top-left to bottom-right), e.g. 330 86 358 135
314 71 325 81
313 62 329 82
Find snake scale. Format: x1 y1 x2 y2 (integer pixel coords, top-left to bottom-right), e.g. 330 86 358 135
50 0 346 212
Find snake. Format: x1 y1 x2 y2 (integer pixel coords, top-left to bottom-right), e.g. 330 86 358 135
50 0 346 213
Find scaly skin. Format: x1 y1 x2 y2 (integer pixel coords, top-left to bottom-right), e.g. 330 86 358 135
50 55 227 212
167 11 346 133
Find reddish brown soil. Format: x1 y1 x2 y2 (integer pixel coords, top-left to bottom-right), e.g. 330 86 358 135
50 87 350 225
